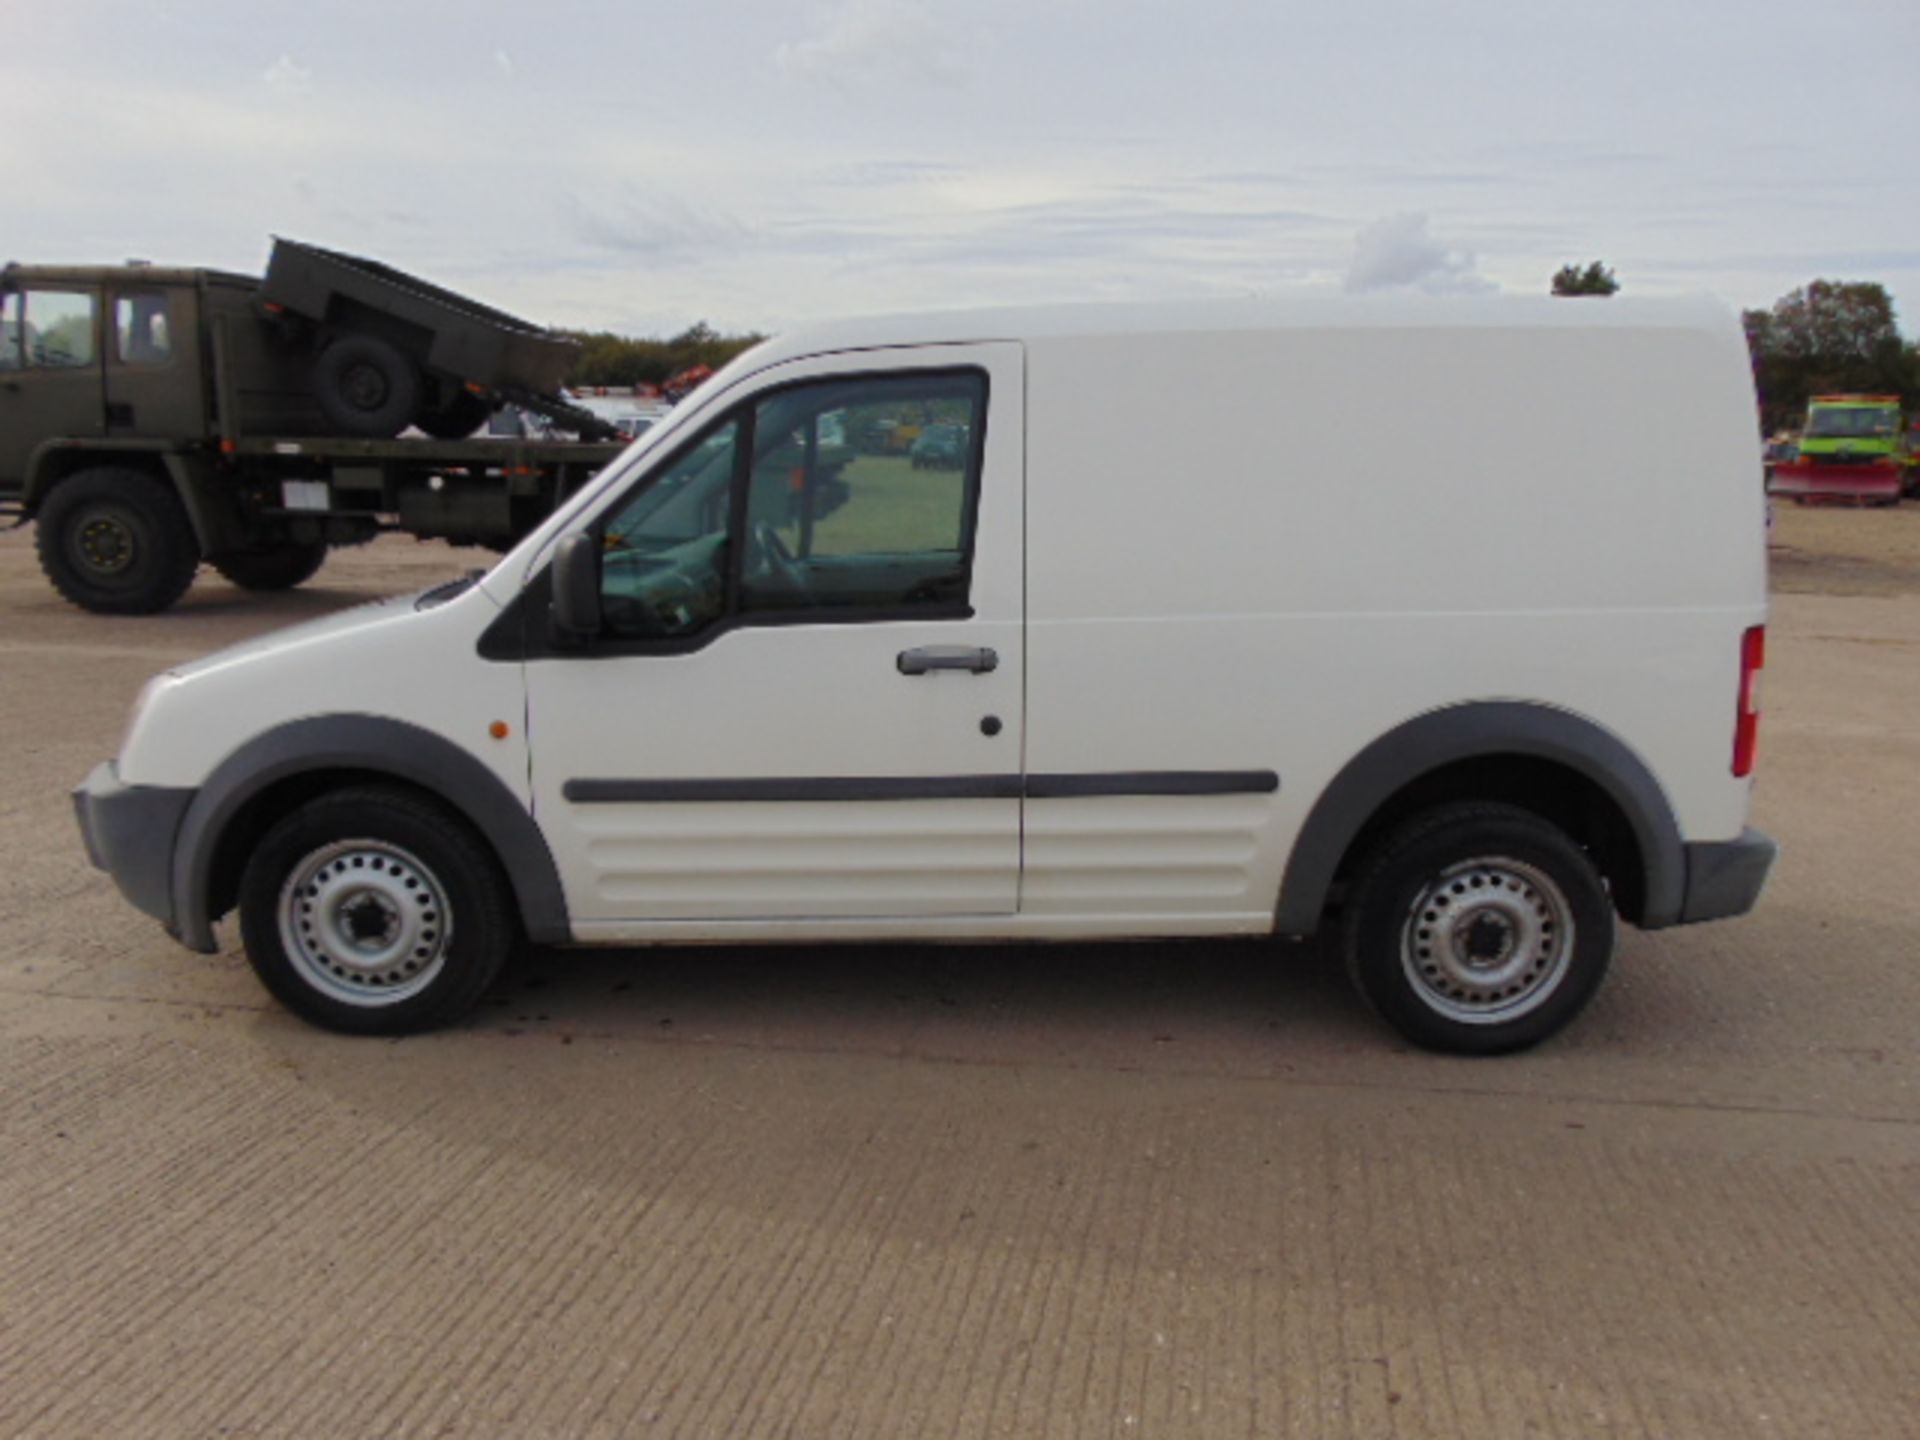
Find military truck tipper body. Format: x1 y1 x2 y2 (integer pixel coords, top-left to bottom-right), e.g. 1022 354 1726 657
0 244 622 613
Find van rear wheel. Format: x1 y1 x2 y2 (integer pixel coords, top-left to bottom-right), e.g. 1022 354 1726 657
1340 803 1614 1054
238 787 514 1034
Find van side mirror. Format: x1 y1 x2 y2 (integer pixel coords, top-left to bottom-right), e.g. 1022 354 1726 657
548 530 603 645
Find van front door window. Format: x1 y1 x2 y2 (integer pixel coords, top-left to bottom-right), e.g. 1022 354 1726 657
740 371 984 615
597 417 741 639
591 369 987 646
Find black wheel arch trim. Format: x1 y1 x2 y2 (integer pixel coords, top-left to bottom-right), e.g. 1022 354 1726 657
170 714 569 953
1274 701 1687 936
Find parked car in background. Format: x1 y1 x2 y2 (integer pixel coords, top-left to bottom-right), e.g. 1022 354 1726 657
1762 435 1798 488
910 422 968 469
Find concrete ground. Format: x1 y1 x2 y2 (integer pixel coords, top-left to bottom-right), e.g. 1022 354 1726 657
2 507 1916 1438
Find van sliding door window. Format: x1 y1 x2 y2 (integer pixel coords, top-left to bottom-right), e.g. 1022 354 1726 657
740 371 985 615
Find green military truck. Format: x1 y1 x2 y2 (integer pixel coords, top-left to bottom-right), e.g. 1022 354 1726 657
0 242 624 614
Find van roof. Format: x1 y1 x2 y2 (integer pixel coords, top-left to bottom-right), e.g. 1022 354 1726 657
748 293 1738 368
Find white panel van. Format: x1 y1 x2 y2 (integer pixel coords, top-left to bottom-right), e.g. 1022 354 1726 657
74 297 1776 1053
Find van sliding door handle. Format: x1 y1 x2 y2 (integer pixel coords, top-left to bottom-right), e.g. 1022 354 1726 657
897 645 999 675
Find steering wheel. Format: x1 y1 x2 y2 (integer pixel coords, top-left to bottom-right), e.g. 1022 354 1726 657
751 521 808 593
602 560 703 636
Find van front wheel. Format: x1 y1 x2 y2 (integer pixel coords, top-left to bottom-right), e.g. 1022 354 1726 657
1340 803 1614 1054
238 787 514 1034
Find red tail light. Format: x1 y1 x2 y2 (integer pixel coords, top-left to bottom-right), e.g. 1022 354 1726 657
1733 625 1765 777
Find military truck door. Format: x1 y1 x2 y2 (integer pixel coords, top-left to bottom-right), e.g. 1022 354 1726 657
0 283 106 493
104 284 202 442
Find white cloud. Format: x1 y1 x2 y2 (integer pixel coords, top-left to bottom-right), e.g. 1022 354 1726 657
261 54 312 96
564 188 750 263
494 50 514 78
7 0 1918 331
1344 212 1494 294
774 0 959 89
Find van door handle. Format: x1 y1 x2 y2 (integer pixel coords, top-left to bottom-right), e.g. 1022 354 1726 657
897 645 998 675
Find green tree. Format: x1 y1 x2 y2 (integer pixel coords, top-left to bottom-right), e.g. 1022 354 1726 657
560 323 764 388
1743 280 1911 432
1551 261 1620 297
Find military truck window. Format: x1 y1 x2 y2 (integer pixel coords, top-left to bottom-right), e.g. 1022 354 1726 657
0 292 20 369
740 371 984 615
18 290 96 368
597 417 742 640
114 293 173 366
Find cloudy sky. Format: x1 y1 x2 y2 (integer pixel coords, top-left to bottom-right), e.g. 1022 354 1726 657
6 0 1918 338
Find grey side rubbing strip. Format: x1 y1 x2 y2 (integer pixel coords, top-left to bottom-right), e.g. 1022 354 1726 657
564 775 1024 803
562 771 1280 804
1025 770 1278 798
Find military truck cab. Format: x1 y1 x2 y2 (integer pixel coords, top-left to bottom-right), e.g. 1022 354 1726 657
1 257 617 615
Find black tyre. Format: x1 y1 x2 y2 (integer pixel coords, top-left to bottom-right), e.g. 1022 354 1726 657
312 335 422 438
238 787 516 1035
415 388 492 440
1340 803 1614 1055
212 541 328 591
34 467 199 614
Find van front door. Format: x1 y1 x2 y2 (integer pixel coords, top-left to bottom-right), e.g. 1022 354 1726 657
522 344 1024 930
0 285 105 492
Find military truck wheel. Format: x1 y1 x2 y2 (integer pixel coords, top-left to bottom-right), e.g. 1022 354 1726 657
213 541 328 591
35 467 200 615
313 335 422 437
416 389 492 440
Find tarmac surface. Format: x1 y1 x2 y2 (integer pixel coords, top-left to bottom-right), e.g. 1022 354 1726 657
2 507 1917 1438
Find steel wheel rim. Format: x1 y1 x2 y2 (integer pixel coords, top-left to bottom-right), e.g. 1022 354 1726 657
1400 856 1574 1025
72 508 137 576
278 839 452 1007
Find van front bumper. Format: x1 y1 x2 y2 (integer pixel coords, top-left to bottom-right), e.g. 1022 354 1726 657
1677 827 1777 925
73 762 195 939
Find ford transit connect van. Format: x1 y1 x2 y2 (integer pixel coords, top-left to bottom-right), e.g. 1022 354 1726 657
74 296 1776 1053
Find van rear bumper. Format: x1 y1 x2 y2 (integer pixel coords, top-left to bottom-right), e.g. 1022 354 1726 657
73 762 195 940
1675 827 1777 925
